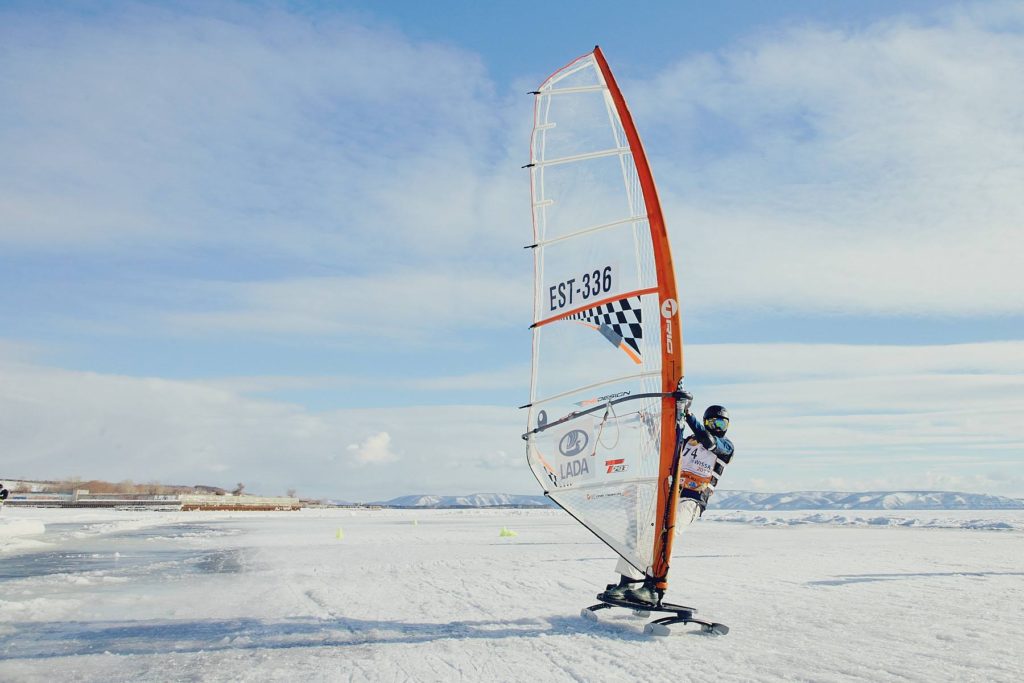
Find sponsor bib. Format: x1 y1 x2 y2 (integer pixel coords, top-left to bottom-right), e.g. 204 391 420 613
679 438 715 491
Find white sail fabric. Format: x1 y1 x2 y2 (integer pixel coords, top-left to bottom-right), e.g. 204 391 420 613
524 52 676 575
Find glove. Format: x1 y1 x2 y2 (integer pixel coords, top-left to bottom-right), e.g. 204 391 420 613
675 389 693 416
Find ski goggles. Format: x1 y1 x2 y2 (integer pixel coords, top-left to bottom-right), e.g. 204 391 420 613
705 416 729 432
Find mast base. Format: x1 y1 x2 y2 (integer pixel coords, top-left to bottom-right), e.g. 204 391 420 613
583 594 729 636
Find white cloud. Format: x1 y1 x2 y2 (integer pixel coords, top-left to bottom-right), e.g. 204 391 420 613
346 432 398 465
0 5 525 265
629 4 1024 316
522 340 1024 479
0 340 42 363
1 5 1023 501
681 341 1024 495
0 6 533 348
2 339 1022 499
200 364 530 396
0 356 532 500
7 3 1024 351
688 341 1024 380
161 270 530 341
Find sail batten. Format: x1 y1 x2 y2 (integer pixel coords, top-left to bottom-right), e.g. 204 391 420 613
531 146 631 168
524 47 684 586
540 85 607 95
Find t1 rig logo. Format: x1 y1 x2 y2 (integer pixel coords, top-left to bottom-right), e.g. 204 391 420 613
661 298 678 354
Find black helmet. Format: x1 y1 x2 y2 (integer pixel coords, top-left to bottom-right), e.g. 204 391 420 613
703 405 729 437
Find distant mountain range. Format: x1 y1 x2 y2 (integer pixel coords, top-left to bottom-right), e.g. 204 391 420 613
373 493 552 508
361 490 1024 510
709 490 1024 510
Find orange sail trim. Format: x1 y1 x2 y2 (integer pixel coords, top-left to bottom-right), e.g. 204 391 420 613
593 46 685 590
531 286 658 328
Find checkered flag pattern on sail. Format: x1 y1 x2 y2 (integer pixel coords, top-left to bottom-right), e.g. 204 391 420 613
567 296 643 357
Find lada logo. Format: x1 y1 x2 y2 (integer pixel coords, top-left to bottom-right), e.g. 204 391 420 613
558 429 589 457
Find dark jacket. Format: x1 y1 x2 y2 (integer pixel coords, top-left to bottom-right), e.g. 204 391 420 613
680 412 734 509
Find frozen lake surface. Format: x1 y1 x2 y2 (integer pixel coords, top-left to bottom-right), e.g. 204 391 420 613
2 507 1022 682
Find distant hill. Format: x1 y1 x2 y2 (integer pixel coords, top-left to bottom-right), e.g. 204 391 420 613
0 477 227 496
376 493 553 508
364 490 1023 510
709 490 1024 511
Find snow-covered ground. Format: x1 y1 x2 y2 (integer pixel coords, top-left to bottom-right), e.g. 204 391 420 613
1 507 1022 682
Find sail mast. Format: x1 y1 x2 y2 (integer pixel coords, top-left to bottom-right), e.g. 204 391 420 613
592 46 684 589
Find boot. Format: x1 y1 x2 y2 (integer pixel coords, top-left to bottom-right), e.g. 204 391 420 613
599 575 636 601
623 580 662 607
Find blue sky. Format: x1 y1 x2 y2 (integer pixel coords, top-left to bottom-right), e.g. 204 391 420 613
1 1 1022 500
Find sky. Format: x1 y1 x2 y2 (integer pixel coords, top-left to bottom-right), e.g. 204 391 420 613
1 0 1022 501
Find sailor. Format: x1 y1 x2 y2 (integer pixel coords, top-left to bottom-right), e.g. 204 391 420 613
0 482 9 512
601 391 735 606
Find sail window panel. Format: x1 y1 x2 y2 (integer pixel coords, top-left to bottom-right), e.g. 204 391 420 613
525 383 663 484
529 320 662 407
533 154 641 244
540 55 601 91
550 481 660 572
532 89 619 163
535 223 654 320
528 371 661 410
526 378 664 439
525 380 663 572
527 289 668 386
530 327 643 403
531 215 648 249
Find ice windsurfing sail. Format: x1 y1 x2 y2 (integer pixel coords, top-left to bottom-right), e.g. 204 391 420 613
523 47 685 590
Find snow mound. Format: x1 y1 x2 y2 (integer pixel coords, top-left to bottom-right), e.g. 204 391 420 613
0 518 48 554
0 518 46 538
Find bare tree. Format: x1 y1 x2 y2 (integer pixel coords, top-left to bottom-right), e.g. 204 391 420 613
286 488 297 498
232 482 245 496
